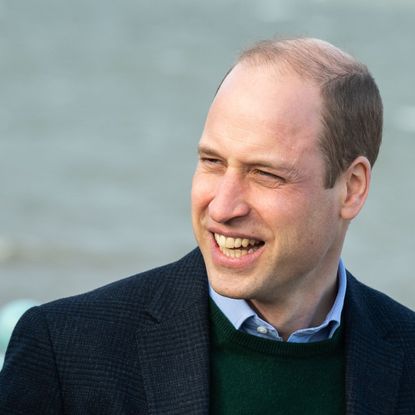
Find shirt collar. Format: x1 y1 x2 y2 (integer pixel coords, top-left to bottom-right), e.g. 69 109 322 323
209 259 347 342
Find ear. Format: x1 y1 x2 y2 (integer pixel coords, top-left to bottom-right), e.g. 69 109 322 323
340 156 371 220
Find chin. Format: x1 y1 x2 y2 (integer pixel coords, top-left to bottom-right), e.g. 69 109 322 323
208 273 252 300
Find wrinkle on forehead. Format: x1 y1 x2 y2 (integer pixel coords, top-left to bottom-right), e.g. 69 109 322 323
202 109 319 167
204 113 317 151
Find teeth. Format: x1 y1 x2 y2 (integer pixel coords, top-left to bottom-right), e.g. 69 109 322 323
219 246 249 258
225 237 235 249
214 233 261 248
214 233 220 244
214 233 262 258
219 234 226 247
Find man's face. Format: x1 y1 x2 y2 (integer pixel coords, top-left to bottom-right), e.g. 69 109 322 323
191 63 346 305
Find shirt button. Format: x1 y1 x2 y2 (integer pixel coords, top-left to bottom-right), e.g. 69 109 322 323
257 326 268 334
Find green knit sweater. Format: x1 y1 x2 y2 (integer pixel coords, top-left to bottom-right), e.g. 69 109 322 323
209 300 345 415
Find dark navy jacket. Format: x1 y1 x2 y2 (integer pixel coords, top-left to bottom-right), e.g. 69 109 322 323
0 249 414 414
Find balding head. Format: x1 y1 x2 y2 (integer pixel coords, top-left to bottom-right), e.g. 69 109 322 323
220 38 383 188
238 38 359 82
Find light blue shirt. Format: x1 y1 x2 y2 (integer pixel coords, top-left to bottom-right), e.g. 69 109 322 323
209 260 347 343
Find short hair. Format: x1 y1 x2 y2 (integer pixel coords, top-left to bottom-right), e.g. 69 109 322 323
230 38 383 188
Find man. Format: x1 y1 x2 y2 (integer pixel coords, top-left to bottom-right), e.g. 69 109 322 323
0 38 414 414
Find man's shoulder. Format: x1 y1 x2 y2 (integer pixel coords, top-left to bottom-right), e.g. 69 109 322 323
346 271 415 341
33 248 207 325
347 271 415 317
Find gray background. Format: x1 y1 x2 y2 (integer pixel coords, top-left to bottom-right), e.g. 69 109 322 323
1 0 414 309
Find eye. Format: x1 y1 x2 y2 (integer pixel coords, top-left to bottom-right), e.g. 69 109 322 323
252 169 285 187
254 169 282 180
257 170 275 178
200 157 221 165
198 156 225 173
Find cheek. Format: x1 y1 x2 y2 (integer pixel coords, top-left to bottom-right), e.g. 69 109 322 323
255 190 327 245
253 189 307 227
299 195 341 250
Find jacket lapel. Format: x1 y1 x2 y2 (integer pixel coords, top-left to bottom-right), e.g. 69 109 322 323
136 249 210 414
344 274 404 415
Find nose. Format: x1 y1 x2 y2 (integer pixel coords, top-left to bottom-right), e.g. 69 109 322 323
208 171 250 224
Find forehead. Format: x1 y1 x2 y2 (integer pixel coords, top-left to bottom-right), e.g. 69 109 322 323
201 63 324 160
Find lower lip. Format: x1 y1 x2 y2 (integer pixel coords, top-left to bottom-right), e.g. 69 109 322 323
210 234 264 269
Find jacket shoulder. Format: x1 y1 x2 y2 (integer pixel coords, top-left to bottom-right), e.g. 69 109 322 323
346 271 415 339
0 249 208 414
40 248 206 320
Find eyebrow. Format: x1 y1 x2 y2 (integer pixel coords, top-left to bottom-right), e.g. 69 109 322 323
197 144 299 177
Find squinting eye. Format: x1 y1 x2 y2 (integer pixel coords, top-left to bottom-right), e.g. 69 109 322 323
252 169 286 188
201 157 220 165
255 169 281 180
198 157 225 173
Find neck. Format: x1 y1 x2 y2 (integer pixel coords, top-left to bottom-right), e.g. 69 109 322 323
248 265 339 341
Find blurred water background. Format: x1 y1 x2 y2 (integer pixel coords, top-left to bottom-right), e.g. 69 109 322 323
1 0 414 356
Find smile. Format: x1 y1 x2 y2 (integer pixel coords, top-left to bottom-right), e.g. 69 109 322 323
214 233 264 258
